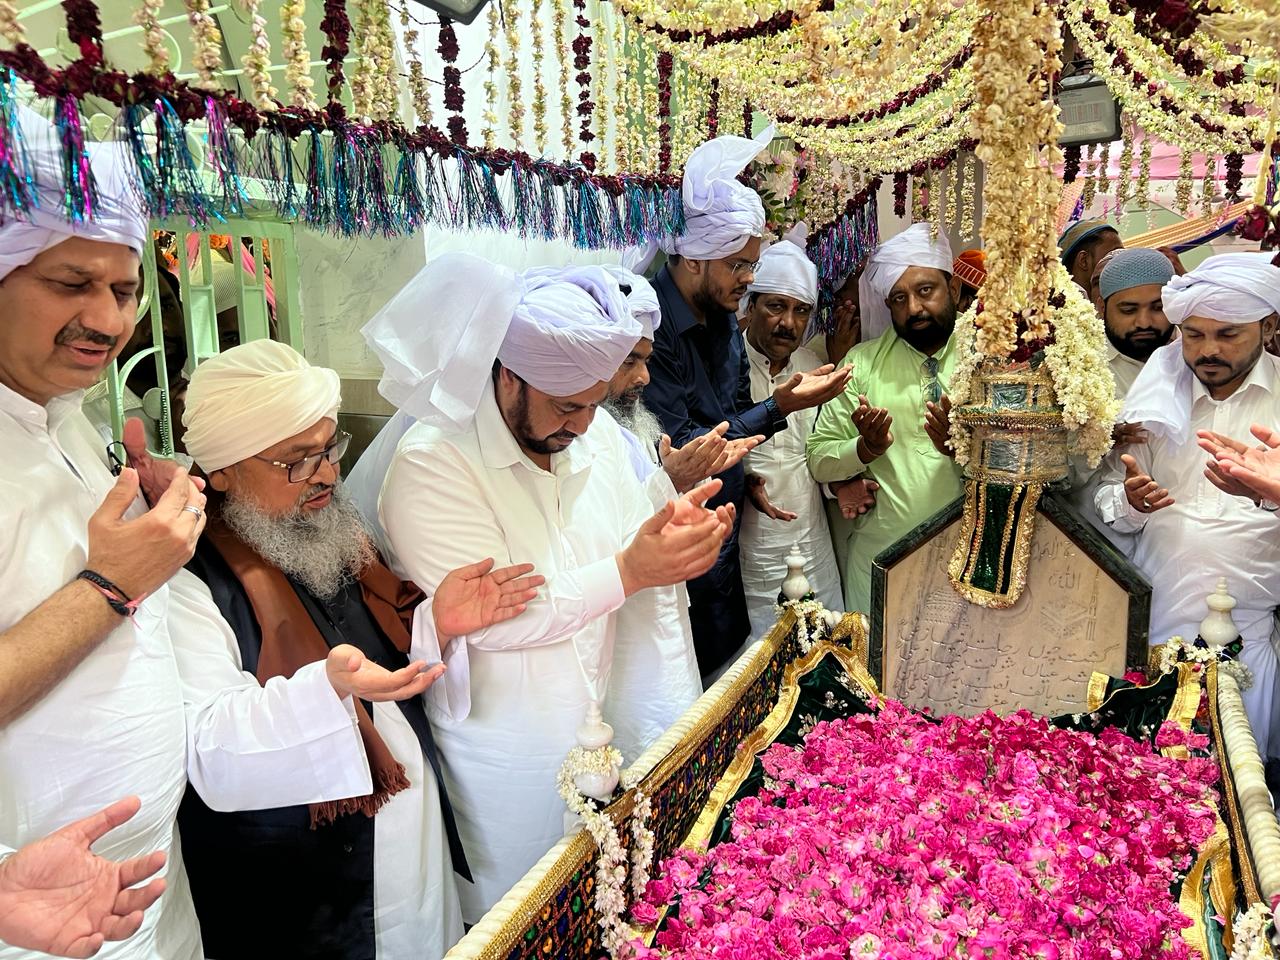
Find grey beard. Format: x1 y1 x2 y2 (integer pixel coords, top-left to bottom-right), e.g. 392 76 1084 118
605 394 664 453
221 482 377 601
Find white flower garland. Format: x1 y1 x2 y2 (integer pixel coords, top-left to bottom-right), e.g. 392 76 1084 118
401 0 433 128
1229 902 1275 960
1158 634 1255 689
133 0 169 75
772 598 830 654
0 1 24 48
556 746 656 956
281 0 318 112
240 0 276 111
184 0 224 92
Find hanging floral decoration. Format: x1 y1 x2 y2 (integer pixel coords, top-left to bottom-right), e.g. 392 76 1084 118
706 77 720 137
530 0 548 154
133 0 168 76
438 19 468 146
503 1 525 147
571 0 596 168
281 0 317 112
0 1 23 48
239 0 276 112
401 0 433 128
656 50 673 174
554 0 575 157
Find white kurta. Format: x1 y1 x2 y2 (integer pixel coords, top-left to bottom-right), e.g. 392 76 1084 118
1066 346 1150 558
379 388 699 923
741 342 843 637
0 384 371 960
1094 354 1280 757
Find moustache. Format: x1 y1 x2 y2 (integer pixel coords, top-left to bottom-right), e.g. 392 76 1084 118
298 483 333 505
1196 356 1228 367
54 322 117 348
771 328 798 341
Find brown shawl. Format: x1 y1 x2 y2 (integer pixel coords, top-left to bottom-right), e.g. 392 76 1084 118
204 518 426 828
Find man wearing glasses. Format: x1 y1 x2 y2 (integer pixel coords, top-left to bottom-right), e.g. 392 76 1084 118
177 340 544 960
643 130 851 681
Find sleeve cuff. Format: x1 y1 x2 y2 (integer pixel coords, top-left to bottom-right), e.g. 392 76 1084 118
411 596 472 724
281 660 359 730
581 556 627 619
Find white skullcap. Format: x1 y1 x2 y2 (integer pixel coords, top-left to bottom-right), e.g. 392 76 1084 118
859 223 955 341
183 339 341 473
0 106 148 282
746 237 818 306
1124 253 1280 444
1161 252 1280 326
600 264 661 339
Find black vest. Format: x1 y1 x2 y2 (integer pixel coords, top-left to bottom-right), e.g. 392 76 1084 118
179 541 451 960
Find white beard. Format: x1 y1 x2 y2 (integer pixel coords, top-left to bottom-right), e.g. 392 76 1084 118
221 481 377 601
605 393 664 452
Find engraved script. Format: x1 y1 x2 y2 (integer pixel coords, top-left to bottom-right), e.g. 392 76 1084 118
882 518 1130 717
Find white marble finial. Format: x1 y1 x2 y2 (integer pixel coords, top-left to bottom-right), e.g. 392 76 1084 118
781 544 812 602
1200 577 1240 650
572 701 619 803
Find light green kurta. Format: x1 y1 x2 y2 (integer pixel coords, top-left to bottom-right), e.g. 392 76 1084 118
806 330 964 613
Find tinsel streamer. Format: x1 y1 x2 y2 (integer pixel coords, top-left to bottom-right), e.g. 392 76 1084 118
205 97 247 217
454 151 505 232
507 160 539 237
893 172 908 218
565 178 604 248
257 123 302 218
303 127 332 229
665 181 684 235
420 151 444 224
604 188 626 247
571 0 595 167
54 94 94 222
743 99 752 138
151 97 215 223
1094 140 1110 197
354 134 396 237
534 164 560 239
1081 145 1097 210
707 78 720 138
121 102 160 213
331 126 359 235
0 69 32 218
656 50 672 174
623 179 648 243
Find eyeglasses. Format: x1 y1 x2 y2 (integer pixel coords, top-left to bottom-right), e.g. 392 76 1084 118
724 258 761 278
252 431 351 483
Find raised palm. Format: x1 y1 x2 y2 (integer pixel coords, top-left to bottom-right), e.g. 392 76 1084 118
432 558 545 639
0 797 166 958
1198 425 1280 503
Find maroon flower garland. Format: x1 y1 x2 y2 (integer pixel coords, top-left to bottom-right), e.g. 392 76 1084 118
893 171 909 216
438 18 468 146
572 0 596 170
1062 144 1082 184
319 0 351 112
634 0 834 45
707 78 719 138
742 98 752 138
657 50 673 173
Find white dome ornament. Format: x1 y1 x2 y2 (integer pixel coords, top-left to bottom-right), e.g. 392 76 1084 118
572 701 619 803
1200 578 1240 651
780 544 814 602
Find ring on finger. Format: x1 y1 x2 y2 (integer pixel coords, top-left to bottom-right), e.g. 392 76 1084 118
183 505 204 520
1141 498 1152 510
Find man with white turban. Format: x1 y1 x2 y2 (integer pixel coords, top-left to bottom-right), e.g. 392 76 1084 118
1095 252 1280 757
349 253 732 922
736 240 845 636
807 223 964 614
177 340 543 960
0 109 425 960
644 131 851 677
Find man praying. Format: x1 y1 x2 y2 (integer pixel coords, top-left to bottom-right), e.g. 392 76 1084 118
1059 219 1124 293
351 254 730 922
806 224 965 614
643 130 850 676
178 340 542 960
737 239 844 636
1095 253 1280 758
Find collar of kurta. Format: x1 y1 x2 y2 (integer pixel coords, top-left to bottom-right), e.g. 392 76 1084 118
0 380 87 433
474 377 596 478
653 264 736 337
744 337 802 381
1105 344 1145 374
1190 349 1279 406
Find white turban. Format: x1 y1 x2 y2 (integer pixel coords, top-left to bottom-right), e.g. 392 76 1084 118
0 106 148 281
182 339 342 473
1161 252 1280 327
745 238 818 306
859 223 955 341
600 265 661 339
1123 253 1280 443
624 127 775 274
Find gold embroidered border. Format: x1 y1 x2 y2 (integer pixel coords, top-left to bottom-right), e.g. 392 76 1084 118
948 481 1044 608
1086 672 1111 712
1179 818 1230 960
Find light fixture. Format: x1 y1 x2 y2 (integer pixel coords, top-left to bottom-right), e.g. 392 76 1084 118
1056 61 1122 147
405 0 495 25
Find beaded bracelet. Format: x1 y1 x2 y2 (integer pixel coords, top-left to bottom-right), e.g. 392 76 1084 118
76 570 141 618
